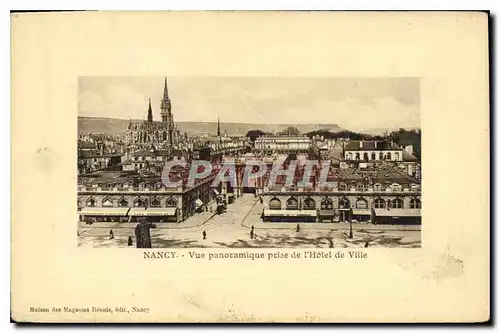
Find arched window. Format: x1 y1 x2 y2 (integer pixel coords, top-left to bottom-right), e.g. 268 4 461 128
303 197 316 210
391 198 404 209
150 198 161 207
371 152 376 160
102 198 113 207
394 152 400 161
373 183 382 191
347 152 352 160
355 153 360 160
363 152 369 161
379 152 384 160
356 183 365 191
356 198 368 209
86 198 96 207
134 198 145 207
374 198 385 208
338 182 347 191
410 198 421 209
165 197 177 207
391 183 402 191
286 197 298 210
321 198 333 210
339 197 350 209
118 198 128 207
387 152 392 160
269 198 281 210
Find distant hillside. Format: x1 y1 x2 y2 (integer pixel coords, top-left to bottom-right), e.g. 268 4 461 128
78 117 343 136
356 127 421 136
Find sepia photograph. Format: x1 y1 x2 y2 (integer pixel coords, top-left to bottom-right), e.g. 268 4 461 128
11 11 489 323
77 76 422 249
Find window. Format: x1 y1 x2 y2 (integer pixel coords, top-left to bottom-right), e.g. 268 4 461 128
363 153 369 161
321 198 333 210
150 198 161 207
165 197 177 207
356 198 368 209
371 152 376 160
286 197 298 210
86 198 96 207
379 152 384 160
338 182 347 191
387 152 392 160
355 153 360 160
118 198 128 207
339 197 350 209
374 198 385 208
269 198 281 210
410 198 421 209
347 152 352 160
356 183 365 191
373 183 382 191
102 198 113 207
391 198 404 209
391 183 402 191
394 152 400 160
134 198 145 207
303 197 316 210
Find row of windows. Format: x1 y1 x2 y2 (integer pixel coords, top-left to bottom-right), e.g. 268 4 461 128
337 183 419 191
83 197 178 208
268 197 421 210
346 152 400 161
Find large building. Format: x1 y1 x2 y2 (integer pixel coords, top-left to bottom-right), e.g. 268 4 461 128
126 78 182 149
254 135 312 154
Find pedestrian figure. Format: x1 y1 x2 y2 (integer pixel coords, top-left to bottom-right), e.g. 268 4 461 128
251 225 255 232
250 230 254 239
203 230 207 240
128 236 133 246
364 241 369 248
296 224 300 232
109 229 114 240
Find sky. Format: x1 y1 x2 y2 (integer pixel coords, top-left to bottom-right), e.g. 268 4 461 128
78 77 420 131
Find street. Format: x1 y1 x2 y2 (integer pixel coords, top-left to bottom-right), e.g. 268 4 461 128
78 194 421 248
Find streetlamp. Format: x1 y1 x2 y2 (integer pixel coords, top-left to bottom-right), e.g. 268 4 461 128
348 209 353 239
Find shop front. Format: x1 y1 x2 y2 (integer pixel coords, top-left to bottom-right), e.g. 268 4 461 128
372 208 421 225
263 209 317 222
79 207 130 223
128 207 178 222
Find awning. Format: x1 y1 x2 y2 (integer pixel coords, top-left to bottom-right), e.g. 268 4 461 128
129 207 177 216
264 209 317 217
373 208 421 217
320 210 336 216
79 207 130 216
352 209 371 216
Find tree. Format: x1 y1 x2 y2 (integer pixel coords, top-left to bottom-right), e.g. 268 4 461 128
245 129 266 143
280 126 300 135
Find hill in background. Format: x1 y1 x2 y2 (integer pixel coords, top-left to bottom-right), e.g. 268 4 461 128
78 117 344 136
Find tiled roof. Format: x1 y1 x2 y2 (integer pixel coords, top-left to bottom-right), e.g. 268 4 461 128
402 150 418 162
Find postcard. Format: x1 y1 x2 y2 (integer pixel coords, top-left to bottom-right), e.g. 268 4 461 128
11 11 490 323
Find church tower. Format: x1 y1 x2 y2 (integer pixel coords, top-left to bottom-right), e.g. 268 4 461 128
160 77 174 144
147 98 153 123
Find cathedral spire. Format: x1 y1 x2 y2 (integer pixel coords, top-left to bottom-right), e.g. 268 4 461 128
163 77 169 99
147 97 153 123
